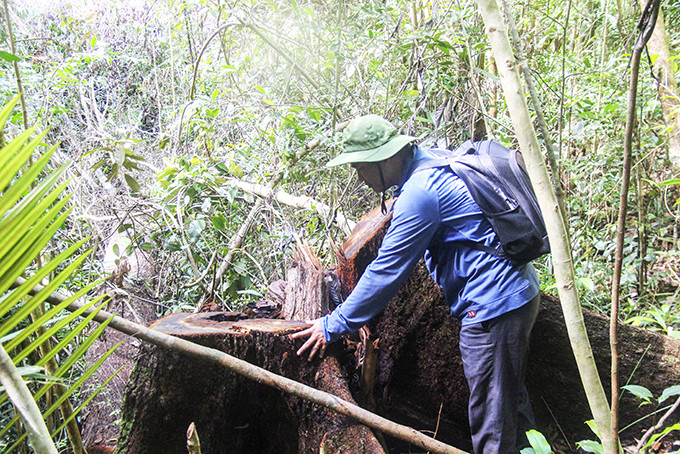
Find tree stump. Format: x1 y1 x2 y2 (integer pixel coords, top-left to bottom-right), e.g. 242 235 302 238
114 202 680 453
115 313 383 454
115 238 385 454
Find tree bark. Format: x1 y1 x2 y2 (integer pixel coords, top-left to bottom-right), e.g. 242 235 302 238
80 276 158 453
282 239 329 321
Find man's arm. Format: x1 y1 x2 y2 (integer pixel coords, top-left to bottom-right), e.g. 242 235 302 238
293 179 441 359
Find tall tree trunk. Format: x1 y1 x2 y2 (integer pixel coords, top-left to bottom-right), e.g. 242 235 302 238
475 1 616 452
641 1 680 171
612 2 660 449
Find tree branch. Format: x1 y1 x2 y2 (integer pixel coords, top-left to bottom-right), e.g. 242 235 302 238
207 138 323 308
611 1 661 449
225 178 355 236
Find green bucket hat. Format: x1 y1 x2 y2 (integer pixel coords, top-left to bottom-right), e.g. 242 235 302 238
326 114 417 167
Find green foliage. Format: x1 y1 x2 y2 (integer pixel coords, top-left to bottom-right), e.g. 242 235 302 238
0 97 115 452
616 384 680 452
576 420 604 454
521 429 553 454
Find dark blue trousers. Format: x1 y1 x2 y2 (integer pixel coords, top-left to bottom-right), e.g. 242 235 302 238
459 295 540 454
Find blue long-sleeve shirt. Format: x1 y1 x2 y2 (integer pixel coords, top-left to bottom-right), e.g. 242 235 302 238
322 146 539 343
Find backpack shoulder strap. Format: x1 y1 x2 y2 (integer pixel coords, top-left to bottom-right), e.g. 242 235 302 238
412 141 477 174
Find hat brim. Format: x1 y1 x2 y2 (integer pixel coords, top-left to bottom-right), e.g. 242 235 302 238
326 134 417 168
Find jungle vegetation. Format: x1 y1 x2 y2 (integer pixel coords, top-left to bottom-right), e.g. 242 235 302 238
0 0 679 452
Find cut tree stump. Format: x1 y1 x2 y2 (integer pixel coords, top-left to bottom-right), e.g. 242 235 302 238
114 314 384 454
114 201 680 453
115 239 385 454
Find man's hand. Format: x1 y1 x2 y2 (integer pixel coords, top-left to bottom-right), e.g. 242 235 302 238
291 318 327 361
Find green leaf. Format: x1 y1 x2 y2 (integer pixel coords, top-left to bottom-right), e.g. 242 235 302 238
0 180 71 271
90 34 97 48
188 218 206 241
124 173 140 192
114 144 126 166
0 252 90 340
576 440 603 454
622 384 653 403
659 385 680 403
140 242 154 251
473 66 500 82
0 50 21 62
585 420 600 438
10 293 106 363
579 277 595 292
659 178 680 186
0 207 74 297
212 215 226 232
0 126 44 196
525 430 552 454
645 423 680 450
0 96 19 130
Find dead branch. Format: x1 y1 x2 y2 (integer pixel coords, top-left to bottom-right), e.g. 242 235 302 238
225 178 355 236
15 277 467 454
633 395 680 453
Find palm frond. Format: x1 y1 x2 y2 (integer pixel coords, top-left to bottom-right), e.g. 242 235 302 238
0 97 118 453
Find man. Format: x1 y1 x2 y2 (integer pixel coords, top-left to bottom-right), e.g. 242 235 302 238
292 114 540 453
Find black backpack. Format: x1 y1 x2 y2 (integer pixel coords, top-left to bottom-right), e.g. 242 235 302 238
418 139 550 265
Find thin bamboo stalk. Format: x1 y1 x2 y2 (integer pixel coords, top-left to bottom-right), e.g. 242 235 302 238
0 343 58 454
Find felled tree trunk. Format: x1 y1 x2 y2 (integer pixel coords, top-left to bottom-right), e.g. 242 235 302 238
337 203 680 450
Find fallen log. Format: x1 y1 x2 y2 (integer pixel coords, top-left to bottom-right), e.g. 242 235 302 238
335 203 680 451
